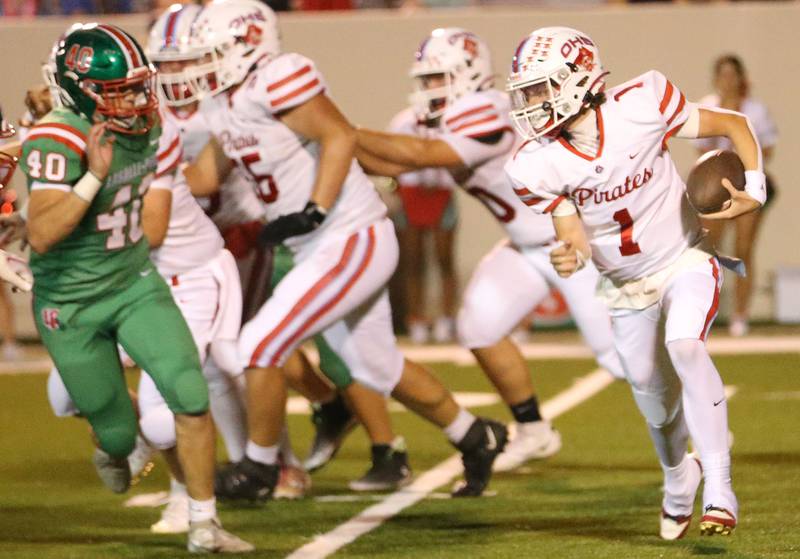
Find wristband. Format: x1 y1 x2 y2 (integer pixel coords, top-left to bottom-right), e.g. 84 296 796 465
744 170 766 206
72 171 103 202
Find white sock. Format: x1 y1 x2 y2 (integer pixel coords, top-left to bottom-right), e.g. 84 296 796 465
188 497 216 523
661 454 695 513
444 408 476 444
205 362 248 462
246 440 279 465
701 451 737 515
170 477 187 496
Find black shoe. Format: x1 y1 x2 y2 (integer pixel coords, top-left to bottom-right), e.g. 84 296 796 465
349 437 413 492
303 394 357 472
452 418 508 498
214 457 279 502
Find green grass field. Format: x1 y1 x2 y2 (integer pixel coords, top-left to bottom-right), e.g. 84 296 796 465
1 353 799 558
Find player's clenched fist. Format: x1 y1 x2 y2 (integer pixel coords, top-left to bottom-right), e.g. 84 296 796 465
549 240 585 278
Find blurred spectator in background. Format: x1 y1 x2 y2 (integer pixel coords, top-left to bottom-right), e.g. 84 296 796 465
695 54 778 337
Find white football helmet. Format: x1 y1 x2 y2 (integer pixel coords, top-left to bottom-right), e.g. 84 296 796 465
410 28 494 121
41 22 84 109
186 0 281 99
507 27 608 140
147 3 204 107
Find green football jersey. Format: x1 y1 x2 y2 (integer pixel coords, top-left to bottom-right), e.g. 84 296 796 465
21 107 169 303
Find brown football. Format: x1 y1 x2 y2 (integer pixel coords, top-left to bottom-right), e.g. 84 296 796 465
686 150 746 214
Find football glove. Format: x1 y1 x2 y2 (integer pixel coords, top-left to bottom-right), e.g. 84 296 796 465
258 202 327 246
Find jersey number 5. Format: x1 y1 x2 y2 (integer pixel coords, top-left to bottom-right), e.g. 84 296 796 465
613 208 642 256
240 153 278 204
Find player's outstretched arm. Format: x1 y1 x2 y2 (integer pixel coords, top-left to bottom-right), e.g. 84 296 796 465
551 211 591 278
354 146 415 178
183 137 233 197
681 107 764 220
28 123 113 254
355 128 466 171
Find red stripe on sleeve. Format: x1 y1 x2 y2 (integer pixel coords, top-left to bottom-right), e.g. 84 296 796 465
613 82 643 101
266 65 312 93
25 133 84 158
659 81 674 114
544 195 566 213
41 122 88 142
466 126 513 139
270 78 321 108
666 93 686 126
157 136 180 162
445 104 493 127
450 114 499 134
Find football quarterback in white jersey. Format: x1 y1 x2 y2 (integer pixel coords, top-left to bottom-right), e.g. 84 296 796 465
181 0 508 499
505 27 766 538
355 27 625 472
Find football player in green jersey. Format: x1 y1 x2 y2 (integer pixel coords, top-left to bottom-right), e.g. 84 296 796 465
20 24 252 554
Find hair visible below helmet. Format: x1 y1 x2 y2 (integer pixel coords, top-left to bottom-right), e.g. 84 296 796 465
507 26 608 141
185 0 281 99
147 3 204 107
0 106 18 188
410 28 494 121
55 23 159 135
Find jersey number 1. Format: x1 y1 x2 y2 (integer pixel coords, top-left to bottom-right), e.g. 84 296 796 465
613 208 642 256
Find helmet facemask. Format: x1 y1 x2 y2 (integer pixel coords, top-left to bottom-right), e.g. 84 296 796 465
181 45 229 100
409 71 451 122
508 66 581 140
80 66 159 134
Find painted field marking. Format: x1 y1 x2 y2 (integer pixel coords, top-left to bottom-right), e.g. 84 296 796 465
286 368 614 559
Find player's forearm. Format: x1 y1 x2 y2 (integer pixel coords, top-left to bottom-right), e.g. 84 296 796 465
356 129 429 168
27 192 90 253
311 127 357 210
355 146 414 178
697 109 761 171
553 214 591 257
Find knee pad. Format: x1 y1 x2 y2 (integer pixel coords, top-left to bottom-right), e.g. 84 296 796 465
163 368 210 415
666 339 708 379
630 386 681 429
139 405 177 450
94 421 138 458
47 368 80 418
209 339 243 378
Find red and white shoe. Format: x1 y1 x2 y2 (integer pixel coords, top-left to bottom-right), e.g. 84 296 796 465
274 465 311 500
700 506 737 536
660 456 702 540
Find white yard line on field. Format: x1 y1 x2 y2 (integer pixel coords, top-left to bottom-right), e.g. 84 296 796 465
285 368 615 559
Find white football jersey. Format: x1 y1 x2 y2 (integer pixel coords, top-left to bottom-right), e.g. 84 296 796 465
506 71 700 282
435 89 557 247
388 108 457 191
694 94 778 152
150 113 225 276
163 107 263 231
199 52 386 256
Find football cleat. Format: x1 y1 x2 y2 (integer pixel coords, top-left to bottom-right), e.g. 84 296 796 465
303 395 357 473
128 435 156 485
349 437 413 492
92 448 131 494
151 491 189 534
187 518 255 554
274 465 312 500
452 418 508 497
700 506 737 536
492 420 562 472
214 457 279 502
660 456 702 540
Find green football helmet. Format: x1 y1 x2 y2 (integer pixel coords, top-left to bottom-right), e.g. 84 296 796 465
54 23 158 135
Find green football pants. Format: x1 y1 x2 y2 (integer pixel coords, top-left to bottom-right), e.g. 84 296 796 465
34 268 208 458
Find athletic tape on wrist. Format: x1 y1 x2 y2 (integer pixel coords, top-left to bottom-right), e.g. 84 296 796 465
72 171 103 202
744 169 767 205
